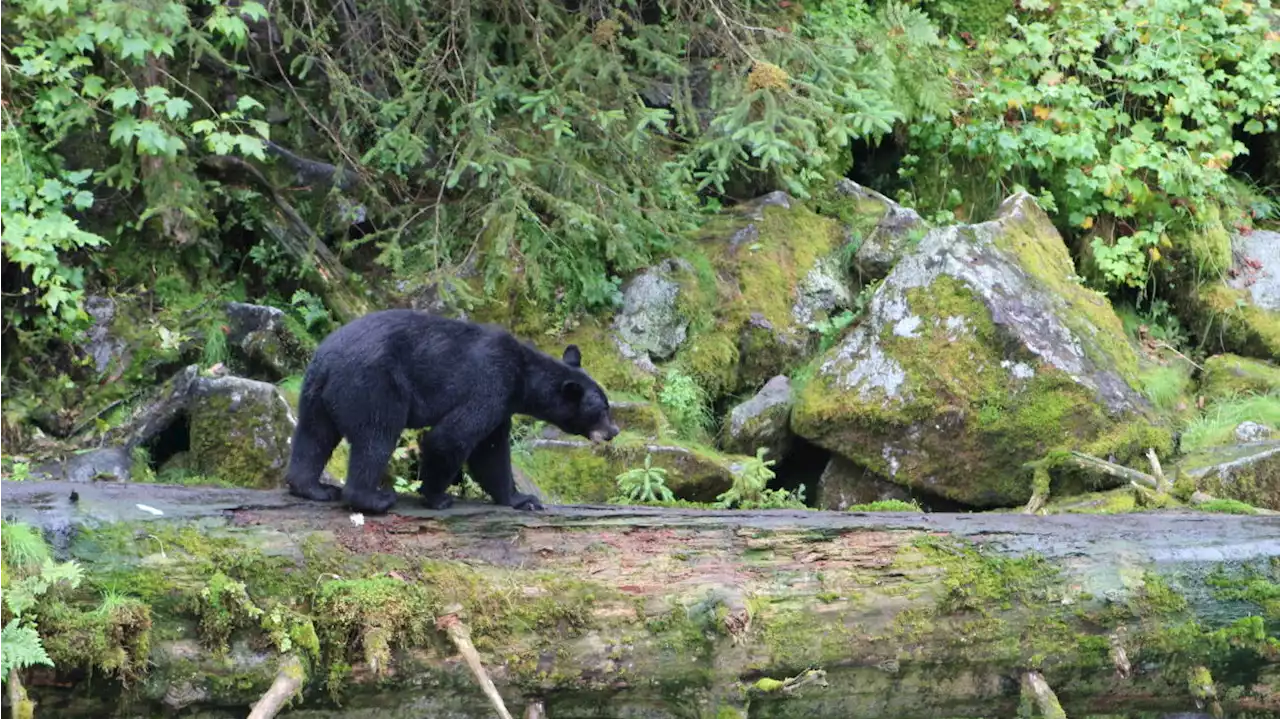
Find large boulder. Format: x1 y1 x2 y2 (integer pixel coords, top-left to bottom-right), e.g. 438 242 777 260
792 193 1169 508
186 375 297 489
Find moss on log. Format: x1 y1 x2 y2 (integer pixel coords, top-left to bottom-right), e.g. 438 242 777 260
2 480 1278 718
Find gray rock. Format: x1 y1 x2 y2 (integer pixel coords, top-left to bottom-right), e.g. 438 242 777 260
1227 229 1280 311
224 302 308 380
1235 421 1274 443
724 375 794 460
82 295 129 377
793 253 855 327
834 179 926 281
815 455 912 511
613 259 692 361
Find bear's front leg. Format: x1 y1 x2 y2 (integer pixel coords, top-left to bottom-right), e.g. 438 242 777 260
468 420 544 511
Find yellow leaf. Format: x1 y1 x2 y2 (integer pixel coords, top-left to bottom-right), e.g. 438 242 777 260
1149 246 1161 262
1082 216 1095 230
1033 105 1052 120
1160 234 1173 248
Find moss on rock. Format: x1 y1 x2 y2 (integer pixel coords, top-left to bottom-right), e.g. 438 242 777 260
792 194 1168 508
187 375 296 489
515 433 748 503
1178 441 1280 511
1201 354 1280 401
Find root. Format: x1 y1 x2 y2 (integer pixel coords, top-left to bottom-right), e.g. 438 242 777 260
246 655 305 719
438 606 514 719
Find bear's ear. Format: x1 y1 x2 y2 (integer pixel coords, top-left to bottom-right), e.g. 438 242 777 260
561 380 585 403
563 345 582 368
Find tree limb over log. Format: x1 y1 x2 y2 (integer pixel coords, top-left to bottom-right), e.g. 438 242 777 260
3 480 1278 718
1063 451 1278 514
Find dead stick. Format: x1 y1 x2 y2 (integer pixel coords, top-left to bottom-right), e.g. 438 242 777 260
438 609 514 719
246 655 305 719
1146 448 1167 493
1068 452 1278 515
9 669 34 719
1020 670 1068 719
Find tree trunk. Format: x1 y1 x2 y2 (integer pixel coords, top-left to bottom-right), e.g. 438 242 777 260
3 480 1278 719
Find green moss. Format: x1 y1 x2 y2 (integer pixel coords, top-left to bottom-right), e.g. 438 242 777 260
1201 354 1280 400
38 593 152 682
536 318 656 399
515 432 743 504
908 535 1057 614
845 499 921 512
187 383 294 489
1197 284 1280 360
194 571 265 652
1194 498 1261 515
1139 362 1195 414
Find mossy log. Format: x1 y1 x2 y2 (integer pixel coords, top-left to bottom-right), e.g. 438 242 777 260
3 480 1279 719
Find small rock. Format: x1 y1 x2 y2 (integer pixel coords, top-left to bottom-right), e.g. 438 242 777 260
834 179 926 281
1179 440 1280 510
724 376 794 460
1234 421 1274 443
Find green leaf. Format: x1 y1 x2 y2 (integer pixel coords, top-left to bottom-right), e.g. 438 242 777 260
0 621 53 677
119 36 151 63
191 119 217 135
108 118 137 147
142 86 170 106
72 191 94 210
235 95 264 113
239 0 268 21
104 86 140 110
80 75 106 98
163 97 193 121
235 135 266 160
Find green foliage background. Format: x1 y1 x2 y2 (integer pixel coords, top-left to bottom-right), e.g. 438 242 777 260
1 0 1277 397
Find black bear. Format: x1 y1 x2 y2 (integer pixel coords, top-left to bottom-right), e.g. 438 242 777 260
284 309 620 514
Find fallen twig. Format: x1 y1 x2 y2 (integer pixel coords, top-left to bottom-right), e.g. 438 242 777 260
438 606 514 719
246 655 305 719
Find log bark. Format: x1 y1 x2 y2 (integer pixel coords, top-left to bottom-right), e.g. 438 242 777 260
3 479 1278 719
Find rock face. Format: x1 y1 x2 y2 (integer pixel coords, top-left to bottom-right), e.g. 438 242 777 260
186 375 297 489
82 296 130 378
792 193 1168 508
723 375 793 460
31 447 133 484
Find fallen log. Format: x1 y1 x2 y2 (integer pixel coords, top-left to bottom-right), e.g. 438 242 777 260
1 480 1278 719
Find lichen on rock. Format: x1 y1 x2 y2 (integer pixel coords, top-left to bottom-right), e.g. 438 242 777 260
792 193 1168 507
723 375 794 461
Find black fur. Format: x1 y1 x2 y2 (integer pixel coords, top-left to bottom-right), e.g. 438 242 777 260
284 310 620 515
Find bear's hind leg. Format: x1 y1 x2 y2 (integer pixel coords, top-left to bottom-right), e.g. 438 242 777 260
417 428 462 510
342 429 400 515
285 394 343 503
466 420 543 511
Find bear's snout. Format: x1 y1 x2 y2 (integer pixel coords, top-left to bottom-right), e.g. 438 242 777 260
589 420 621 444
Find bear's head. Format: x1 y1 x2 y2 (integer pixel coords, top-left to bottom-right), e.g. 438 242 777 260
551 345 620 444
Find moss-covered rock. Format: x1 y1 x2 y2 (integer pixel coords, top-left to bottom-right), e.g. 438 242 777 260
1182 230 1280 361
792 193 1168 508
613 259 695 362
829 179 927 282
1201 354 1280 401
1178 441 1280 511
187 375 297 489
223 301 311 380
683 190 887 395
516 435 746 503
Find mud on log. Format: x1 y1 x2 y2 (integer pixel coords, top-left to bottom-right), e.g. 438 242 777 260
2 480 1278 718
